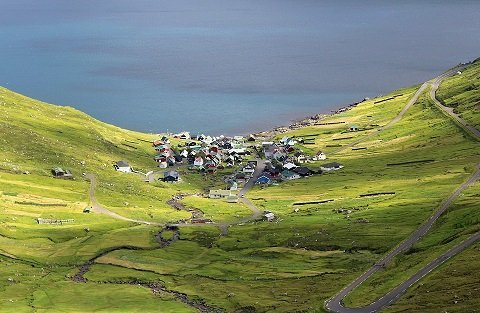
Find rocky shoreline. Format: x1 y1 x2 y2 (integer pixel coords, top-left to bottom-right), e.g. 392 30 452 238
252 98 367 139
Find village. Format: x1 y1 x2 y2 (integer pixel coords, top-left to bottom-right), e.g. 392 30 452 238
51 128 349 223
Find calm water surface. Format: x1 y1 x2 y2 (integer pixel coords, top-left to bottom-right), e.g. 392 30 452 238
1 0 479 135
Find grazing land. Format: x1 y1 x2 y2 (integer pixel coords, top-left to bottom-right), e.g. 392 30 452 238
1 59 479 313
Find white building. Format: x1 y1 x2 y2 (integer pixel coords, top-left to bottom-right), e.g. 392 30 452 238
114 161 132 173
209 190 233 199
283 162 297 170
263 212 275 222
312 151 327 161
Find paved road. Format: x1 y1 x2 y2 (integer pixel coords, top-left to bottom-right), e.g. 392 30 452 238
167 159 267 229
429 67 480 140
330 66 470 156
325 66 480 313
237 159 266 221
330 82 428 155
86 160 267 230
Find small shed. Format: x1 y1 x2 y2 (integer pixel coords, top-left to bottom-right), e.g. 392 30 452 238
51 167 73 179
263 212 275 222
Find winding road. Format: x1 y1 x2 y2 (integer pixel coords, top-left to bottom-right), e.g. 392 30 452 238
166 159 266 230
85 159 266 230
84 65 480 313
325 65 480 313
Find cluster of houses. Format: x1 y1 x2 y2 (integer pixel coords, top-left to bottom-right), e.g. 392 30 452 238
253 136 343 185
262 136 327 164
154 133 253 175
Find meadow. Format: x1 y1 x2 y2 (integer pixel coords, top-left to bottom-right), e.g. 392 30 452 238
0 60 479 312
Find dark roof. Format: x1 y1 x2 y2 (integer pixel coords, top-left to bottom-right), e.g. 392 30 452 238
293 166 313 176
164 171 179 178
321 162 342 168
116 161 130 167
235 172 246 179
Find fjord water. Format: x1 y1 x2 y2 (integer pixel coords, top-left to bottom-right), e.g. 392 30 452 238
1 1 479 135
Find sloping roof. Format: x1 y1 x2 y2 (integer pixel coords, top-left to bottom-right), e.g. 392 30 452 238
281 170 297 178
293 166 313 176
283 162 297 170
164 171 179 178
257 174 272 183
116 161 130 167
52 167 64 174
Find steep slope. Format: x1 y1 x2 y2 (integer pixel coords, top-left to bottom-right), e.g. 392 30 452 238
0 87 196 223
0 60 479 313
436 58 480 128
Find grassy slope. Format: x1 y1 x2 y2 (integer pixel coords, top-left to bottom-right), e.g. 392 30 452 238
0 58 479 313
0 87 236 312
436 58 480 128
86 84 479 312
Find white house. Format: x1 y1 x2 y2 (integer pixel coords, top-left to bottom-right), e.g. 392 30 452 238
283 162 297 170
114 161 132 173
286 139 297 146
174 131 191 139
202 136 214 145
280 136 290 145
194 157 204 167
209 190 233 199
312 151 327 161
229 148 247 155
242 164 256 174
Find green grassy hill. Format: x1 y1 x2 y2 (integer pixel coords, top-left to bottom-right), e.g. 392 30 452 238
436 58 480 128
0 60 479 313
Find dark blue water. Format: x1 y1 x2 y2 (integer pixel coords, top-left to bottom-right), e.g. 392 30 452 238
1 1 479 135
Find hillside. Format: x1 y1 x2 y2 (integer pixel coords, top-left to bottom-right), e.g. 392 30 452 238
0 60 479 313
436 58 480 128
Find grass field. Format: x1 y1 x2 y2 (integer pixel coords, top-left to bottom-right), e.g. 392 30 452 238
1 60 479 312
436 58 480 128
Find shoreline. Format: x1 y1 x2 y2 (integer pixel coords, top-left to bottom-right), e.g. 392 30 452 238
251 97 368 139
